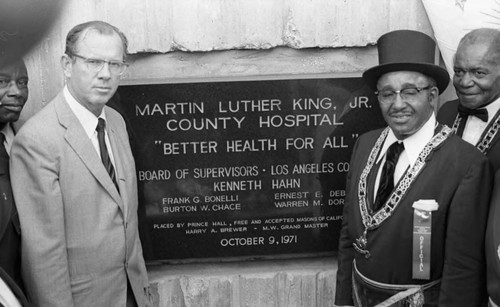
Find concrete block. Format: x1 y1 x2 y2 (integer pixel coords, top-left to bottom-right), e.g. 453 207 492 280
238 273 278 307
152 276 234 307
179 276 233 307
149 257 339 307
155 278 187 307
316 270 336 307
277 271 317 307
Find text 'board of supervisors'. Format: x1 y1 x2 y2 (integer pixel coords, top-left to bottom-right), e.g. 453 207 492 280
117 77 385 262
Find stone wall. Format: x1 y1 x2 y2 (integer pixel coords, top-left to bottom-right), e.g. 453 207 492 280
21 0 435 125
148 257 336 307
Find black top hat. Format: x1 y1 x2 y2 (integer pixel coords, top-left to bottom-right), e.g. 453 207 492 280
362 30 450 93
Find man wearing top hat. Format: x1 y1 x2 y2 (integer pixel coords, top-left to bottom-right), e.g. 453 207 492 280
335 30 491 306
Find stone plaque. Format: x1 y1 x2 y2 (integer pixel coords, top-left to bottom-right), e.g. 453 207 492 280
116 77 385 262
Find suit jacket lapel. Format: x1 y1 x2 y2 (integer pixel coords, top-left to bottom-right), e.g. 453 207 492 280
487 131 500 155
54 95 123 209
0 267 29 306
368 160 382 210
105 110 130 216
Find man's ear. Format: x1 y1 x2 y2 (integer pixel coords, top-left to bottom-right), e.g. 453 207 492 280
429 86 439 110
61 54 73 79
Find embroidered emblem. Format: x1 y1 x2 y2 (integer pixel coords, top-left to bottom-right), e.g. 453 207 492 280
406 289 425 307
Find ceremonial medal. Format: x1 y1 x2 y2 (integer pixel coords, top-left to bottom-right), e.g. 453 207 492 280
353 227 371 258
407 290 425 307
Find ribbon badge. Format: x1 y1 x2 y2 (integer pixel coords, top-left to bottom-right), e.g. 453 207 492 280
412 199 438 280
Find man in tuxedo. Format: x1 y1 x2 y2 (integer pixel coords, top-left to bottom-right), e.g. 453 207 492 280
487 170 500 307
10 21 150 306
437 28 500 169
436 28 500 307
335 30 491 306
0 59 29 304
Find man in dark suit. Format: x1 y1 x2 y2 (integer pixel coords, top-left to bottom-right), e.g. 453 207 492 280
436 28 500 307
0 59 28 292
335 30 491 306
10 21 150 306
487 170 500 307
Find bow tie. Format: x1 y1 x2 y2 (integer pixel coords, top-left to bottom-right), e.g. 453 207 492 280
458 104 488 122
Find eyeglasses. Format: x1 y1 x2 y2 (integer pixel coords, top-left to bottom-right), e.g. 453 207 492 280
69 53 129 75
375 86 432 103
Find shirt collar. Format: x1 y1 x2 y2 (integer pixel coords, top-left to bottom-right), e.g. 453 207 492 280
377 113 436 167
1 123 14 140
485 96 500 124
63 86 106 138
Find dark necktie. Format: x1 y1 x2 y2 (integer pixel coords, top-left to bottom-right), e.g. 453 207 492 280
0 133 8 160
0 133 9 176
457 104 488 137
96 118 119 192
374 141 404 211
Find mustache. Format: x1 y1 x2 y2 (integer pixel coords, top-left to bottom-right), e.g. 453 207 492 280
388 109 413 116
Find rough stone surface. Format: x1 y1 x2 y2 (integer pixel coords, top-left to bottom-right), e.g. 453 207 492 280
316 270 336 307
277 271 317 306
147 257 337 307
20 0 436 125
38 0 432 53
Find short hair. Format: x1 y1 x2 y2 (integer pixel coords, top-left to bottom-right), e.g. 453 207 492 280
64 20 129 61
457 28 500 64
0 57 26 71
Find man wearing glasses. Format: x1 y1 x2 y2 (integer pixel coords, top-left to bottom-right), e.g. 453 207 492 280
335 30 491 306
10 21 151 306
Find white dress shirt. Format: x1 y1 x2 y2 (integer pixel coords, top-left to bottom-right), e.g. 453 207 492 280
63 86 117 168
374 114 437 200
462 97 500 145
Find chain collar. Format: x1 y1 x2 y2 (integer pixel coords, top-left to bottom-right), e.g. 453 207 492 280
451 113 500 154
353 125 452 258
357 125 452 230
